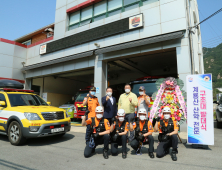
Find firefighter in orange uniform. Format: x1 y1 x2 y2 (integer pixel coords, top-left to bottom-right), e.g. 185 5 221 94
82 106 110 159
83 87 100 144
154 106 179 161
129 108 154 158
110 109 129 159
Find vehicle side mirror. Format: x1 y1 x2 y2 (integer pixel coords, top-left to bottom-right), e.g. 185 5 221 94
47 102 51 106
0 101 6 107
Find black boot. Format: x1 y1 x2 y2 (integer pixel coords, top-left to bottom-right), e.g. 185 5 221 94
148 152 155 158
171 151 177 161
92 148 95 153
122 152 127 159
103 150 109 159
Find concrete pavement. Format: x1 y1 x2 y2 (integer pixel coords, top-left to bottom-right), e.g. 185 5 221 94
0 123 221 170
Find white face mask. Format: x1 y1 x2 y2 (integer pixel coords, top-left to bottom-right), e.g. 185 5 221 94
125 89 130 93
139 115 146 121
96 114 103 119
118 117 124 122
164 114 170 119
106 92 112 96
139 92 144 96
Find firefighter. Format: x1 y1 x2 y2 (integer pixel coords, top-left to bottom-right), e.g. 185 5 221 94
154 106 179 161
129 108 154 158
82 106 110 159
83 86 100 144
110 109 128 159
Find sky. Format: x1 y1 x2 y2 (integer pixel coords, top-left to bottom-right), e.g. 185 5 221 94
0 0 222 48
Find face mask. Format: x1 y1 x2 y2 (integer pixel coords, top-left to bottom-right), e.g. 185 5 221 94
125 89 130 93
139 115 146 121
90 91 96 96
118 117 124 122
164 114 170 119
96 114 103 119
139 92 144 95
106 92 112 96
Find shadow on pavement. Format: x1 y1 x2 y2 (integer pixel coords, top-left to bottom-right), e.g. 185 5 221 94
0 159 36 170
0 135 9 142
26 133 75 146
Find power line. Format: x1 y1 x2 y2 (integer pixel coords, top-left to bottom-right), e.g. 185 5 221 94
202 36 222 44
194 8 222 28
199 10 222 42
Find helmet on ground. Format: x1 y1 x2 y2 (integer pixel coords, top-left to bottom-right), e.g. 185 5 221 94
95 106 104 113
117 109 125 116
162 106 171 113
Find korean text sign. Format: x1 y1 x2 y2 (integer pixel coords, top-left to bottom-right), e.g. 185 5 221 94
186 74 214 145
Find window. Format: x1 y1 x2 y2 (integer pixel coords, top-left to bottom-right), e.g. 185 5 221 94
22 39 31 46
0 94 6 102
124 0 139 6
68 0 157 31
108 0 122 11
81 6 93 21
94 1 107 16
8 94 48 107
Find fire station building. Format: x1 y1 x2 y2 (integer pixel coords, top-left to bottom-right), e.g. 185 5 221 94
0 0 203 115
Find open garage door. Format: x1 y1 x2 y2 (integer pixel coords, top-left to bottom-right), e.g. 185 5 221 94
31 68 94 119
108 48 178 101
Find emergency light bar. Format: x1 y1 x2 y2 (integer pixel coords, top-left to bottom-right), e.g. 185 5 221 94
1 88 34 93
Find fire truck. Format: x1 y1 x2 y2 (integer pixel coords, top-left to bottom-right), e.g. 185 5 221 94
130 76 165 113
73 86 92 119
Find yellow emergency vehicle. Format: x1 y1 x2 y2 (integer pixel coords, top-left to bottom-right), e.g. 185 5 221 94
0 80 71 145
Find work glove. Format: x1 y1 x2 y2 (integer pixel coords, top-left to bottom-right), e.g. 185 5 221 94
93 133 99 138
112 133 119 142
138 135 144 142
162 135 169 142
84 110 90 116
111 117 116 125
130 117 135 123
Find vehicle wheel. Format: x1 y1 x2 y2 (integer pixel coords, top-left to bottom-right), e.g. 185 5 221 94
8 121 26 145
216 118 222 128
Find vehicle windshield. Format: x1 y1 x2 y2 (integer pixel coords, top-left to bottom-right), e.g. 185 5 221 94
8 94 48 107
64 99 74 104
75 91 88 102
131 82 157 97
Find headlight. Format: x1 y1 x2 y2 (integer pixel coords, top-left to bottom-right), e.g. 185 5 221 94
65 111 69 118
24 113 41 120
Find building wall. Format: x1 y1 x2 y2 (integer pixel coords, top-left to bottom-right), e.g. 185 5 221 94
0 41 26 81
26 0 188 66
31 33 47 44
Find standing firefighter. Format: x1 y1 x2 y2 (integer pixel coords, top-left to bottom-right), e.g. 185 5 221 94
82 87 100 144
129 109 154 158
154 106 179 161
110 109 129 159
82 106 110 159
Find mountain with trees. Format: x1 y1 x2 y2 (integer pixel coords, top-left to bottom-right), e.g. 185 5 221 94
203 43 222 99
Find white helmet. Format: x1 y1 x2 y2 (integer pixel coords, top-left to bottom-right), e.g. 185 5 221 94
117 109 125 116
138 108 147 114
95 106 104 113
162 106 171 113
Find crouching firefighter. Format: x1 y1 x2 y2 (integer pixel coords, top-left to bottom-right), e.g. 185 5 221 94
154 106 179 161
82 106 110 159
129 109 154 158
110 109 129 159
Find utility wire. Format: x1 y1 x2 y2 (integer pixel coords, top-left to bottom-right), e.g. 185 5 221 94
194 8 222 28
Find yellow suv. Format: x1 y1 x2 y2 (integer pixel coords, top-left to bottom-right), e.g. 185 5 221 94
0 88 71 145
